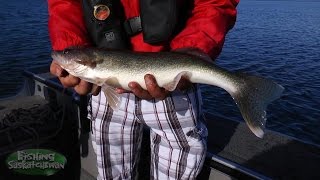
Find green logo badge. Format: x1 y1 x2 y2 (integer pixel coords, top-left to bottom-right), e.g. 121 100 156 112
6 149 67 176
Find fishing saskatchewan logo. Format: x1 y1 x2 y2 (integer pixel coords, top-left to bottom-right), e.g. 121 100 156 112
6 149 67 176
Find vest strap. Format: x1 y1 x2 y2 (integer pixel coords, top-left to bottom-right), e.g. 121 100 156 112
123 16 142 36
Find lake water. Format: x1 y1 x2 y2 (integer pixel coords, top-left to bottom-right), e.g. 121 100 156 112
0 0 319 145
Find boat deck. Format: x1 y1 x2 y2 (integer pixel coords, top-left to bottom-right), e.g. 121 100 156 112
205 115 320 179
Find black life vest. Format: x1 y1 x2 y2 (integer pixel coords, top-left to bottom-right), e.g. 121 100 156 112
82 0 128 49
82 0 185 49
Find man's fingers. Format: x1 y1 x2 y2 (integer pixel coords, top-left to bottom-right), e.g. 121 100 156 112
145 74 169 100
50 60 63 77
59 75 80 88
51 60 80 87
74 80 92 95
50 60 96 95
116 88 131 94
129 82 153 100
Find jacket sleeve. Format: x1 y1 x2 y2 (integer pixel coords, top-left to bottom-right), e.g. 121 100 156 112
170 0 239 59
48 0 91 51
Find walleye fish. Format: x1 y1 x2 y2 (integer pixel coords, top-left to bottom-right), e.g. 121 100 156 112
52 48 284 138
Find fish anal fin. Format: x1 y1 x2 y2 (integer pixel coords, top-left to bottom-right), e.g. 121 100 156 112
163 71 192 91
101 83 121 111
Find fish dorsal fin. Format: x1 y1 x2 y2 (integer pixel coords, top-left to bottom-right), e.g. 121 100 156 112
163 71 192 91
101 84 121 111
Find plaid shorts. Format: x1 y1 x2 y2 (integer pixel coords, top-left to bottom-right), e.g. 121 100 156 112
88 86 208 180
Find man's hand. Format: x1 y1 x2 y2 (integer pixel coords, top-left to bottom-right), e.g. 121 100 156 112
116 74 192 100
50 60 101 95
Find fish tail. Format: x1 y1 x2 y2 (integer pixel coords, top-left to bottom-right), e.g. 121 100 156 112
231 73 284 138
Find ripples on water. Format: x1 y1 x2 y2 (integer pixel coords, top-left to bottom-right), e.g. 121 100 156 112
0 0 319 145
0 0 51 97
202 0 320 145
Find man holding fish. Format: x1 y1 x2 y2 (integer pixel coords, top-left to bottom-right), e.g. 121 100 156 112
48 0 241 179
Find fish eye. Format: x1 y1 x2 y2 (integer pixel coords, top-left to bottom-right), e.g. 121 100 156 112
63 49 69 54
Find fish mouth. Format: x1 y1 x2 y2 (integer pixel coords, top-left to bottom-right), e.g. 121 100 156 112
51 51 73 67
51 50 89 77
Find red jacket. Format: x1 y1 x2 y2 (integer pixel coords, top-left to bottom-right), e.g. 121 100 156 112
48 0 239 59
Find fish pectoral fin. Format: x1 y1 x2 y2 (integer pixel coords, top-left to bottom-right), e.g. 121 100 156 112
101 84 121 111
163 71 192 91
